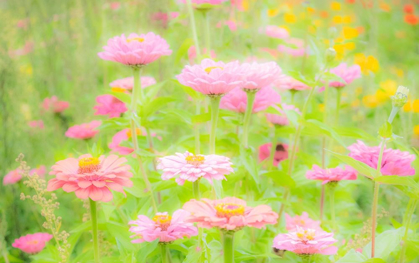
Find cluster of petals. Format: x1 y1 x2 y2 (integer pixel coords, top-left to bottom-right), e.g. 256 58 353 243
277 38 308 57
328 63 361 88
3 169 22 185
94 95 127 118
109 128 139 155
98 32 172 66
305 165 357 184
220 87 281 113
260 25 289 39
65 120 101 140
109 76 156 92
258 143 289 167
41 96 69 113
183 197 278 231
285 212 322 232
265 104 300 126
348 140 415 176
275 76 311 91
238 61 282 90
47 154 133 202
12 233 53 254
157 152 233 185
129 210 198 243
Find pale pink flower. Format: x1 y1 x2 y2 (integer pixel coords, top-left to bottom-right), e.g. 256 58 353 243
109 76 156 92
220 87 281 113
176 58 243 96
47 154 133 202
30 166 46 178
258 143 289 167
238 62 283 90
12 233 53 254
348 140 416 176
183 197 278 231
98 32 172 66
41 96 69 113
188 45 216 64
306 165 357 184
129 210 198 243
65 120 101 140
109 2 121 10
151 12 179 28
277 38 308 57
28 120 44 129
3 169 22 185
273 227 338 255
285 212 322 231
261 26 289 39
93 95 127 118
157 152 233 185
265 104 300 126
328 63 361 88
275 76 311 91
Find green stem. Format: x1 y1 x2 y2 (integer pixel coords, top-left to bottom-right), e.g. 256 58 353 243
89 199 100 263
195 102 201 154
186 0 201 58
203 11 211 55
242 90 257 148
329 185 336 231
399 198 418 263
209 96 221 154
193 180 200 199
335 88 342 124
388 107 400 124
145 127 154 151
159 244 172 263
320 185 325 221
223 232 234 263
268 126 277 170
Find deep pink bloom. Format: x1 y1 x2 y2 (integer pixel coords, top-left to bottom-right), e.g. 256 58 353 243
94 95 127 118
28 120 44 129
12 233 53 254
129 210 198 243
261 26 289 39
157 152 233 185
65 120 101 140
265 104 301 126
30 166 46 178
109 76 156 92
348 140 416 176
47 154 133 202
188 45 216 64
273 227 338 255
328 63 361 88
238 62 282 90
98 32 172 66
306 165 357 184
176 59 243 96
258 143 289 166
3 169 22 185
277 38 308 57
42 96 69 113
275 76 311 91
220 87 281 113
285 212 322 232
183 197 278 231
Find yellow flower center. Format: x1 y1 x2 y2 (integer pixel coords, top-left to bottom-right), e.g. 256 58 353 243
127 37 144 43
153 214 172 231
185 154 205 166
205 66 223 74
215 203 245 218
296 228 316 241
111 87 126 93
26 240 39 245
126 128 142 138
78 157 100 174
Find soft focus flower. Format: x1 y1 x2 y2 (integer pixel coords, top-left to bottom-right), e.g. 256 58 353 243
42 96 69 113
238 62 282 90
188 45 216 64
94 95 127 118
405 14 419 25
328 63 361 88
151 12 179 28
129 210 198 243
258 143 289 166
354 53 379 74
28 120 44 129
278 38 308 57
265 104 301 126
275 76 311 91
98 32 172 66
273 227 338 255
65 120 101 140
3 169 22 185
261 26 289 39
305 165 357 184
220 87 281 113
47 154 133 202
414 125 419 137
109 76 156 92
108 128 142 155
403 99 419 113
157 152 233 185
183 197 278 231
176 59 243 96
285 212 322 231
404 4 414 14
30 165 46 178
348 140 415 176
12 233 53 254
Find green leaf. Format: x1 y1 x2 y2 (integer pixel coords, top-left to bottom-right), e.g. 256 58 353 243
335 249 368 263
239 147 260 191
304 119 346 147
364 259 386 263
328 150 378 179
262 170 296 188
374 175 416 186
363 228 404 259
192 112 211 124
110 91 131 104
378 121 393 139
142 97 176 118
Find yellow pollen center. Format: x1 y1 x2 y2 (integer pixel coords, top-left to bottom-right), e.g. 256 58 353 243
111 87 126 93
78 157 100 173
153 215 172 231
205 66 223 74
215 203 245 218
27 240 39 245
296 229 316 241
127 37 144 43
126 128 141 138
185 155 205 166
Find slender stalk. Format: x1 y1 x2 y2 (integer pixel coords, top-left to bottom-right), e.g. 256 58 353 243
186 0 201 58
159 244 173 263
399 198 418 263
335 88 342 124
89 199 100 263
145 127 154 151
203 11 211 55
2 252 9 263
268 126 277 170
195 102 201 154
320 185 325 221
209 96 221 154
388 107 399 124
223 232 234 263
329 185 336 231
242 90 257 148
193 180 200 199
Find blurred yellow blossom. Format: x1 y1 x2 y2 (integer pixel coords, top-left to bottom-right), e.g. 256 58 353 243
307 7 315 14
284 13 296 23
343 27 359 39
333 15 343 24
376 80 397 102
379 2 391 12
342 15 352 24
20 64 33 76
351 99 361 108
268 8 280 17
414 125 419 136
362 95 380 108
331 2 341 11
354 53 379 74
403 100 419 113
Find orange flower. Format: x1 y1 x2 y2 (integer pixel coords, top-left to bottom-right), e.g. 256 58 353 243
320 11 329 18
404 4 414 14
405 14 419 25
346 0 356 3
362 95 380 108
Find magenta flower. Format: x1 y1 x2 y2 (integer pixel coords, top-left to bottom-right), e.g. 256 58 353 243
12 233 53 254
3 169 22 185
47 154 133 202
94 95 127 118
129 210 198 243
109 76 156 92
306 165 357 184
285 212 322 232
65 120 101 140
41 96 69 113
157 152 233 185
238 62 283 90
275 76 311 91
176 58 243 96
258 143 289 166
277 38 308 57
220 87 281 113
261 26 289 39
328 63 361 88
98 32 172 66
183 197 278 231
273 227 338 255
348 140 416 176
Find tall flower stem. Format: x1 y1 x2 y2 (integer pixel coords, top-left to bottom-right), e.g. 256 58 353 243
209 96 221 154
335 88 342 124
203 10 211 55
242 90 257 148
195 102 201 154
223 232 234 263
399 198 418 263
160 244 173 263
268 126 277 170
329 184 336 231
320 79 330 222
89 199 100 263
193 180 200 199
186 0 201 58
320 185 325 221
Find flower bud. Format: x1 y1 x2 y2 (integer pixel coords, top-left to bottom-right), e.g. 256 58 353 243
325 47 336 63
391 86 409 108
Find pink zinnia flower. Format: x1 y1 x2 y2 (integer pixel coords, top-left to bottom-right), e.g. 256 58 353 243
176 58 243 96
183 197 278 231
12 233 53 254
306 165 357 184
238 62 282 90
29 165 46 178
188 45 216 64
41 96 69 113
265 104 301 126
258 143 289 166
348 140 416 176
157 152 233 185
3 169 22 185
28 120 44 129
47 154 133 202
94 95 127 118
151 12 179 28
275 76 311 91
98 32 172 66
129 210 198 243
109 76 156 92
108 128 142 155
65 120 101 140
261 26 290 39
277 38 308 57
328 63 361 88
285 212 322 232
273 227 338 255
220 87 281 113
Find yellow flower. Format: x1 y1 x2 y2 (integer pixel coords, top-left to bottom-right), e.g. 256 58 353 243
334 44 345 60
354 53 379 74
406 100 419 112
414 125 419 136
313 19 323 27
380 2 391 12
284 13 296 23
307 7 315 14
376 79 397 102
20 64 33 76
268 8 280 17
331 1 341 11
333 15 342 24
351 99 360 108
362 95 380 108
344 42 356 50
342 15 352 24
343 27 359 39
319 103 325 112
242 0 250 11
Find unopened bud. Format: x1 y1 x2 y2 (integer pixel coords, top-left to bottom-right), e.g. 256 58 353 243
391 86 409 108
325 47 336 63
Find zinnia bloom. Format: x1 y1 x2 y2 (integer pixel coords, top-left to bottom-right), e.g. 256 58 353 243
176 58 243 96
47 154 133 202
273 227 338 255
41 96 69 113
220 87 281 113
109 76 156 92
98 32 172 66
157 152 233 185
108 128 142 155
258 143 289 166
285 212 322 231
238 62 282 90
183 197 278 231
12 233 53 254
65 120 101 140
305 165 357 184
328 63 361 88
261 25 289 39
275 76 311 91
3 169 22 185
348 140 415 176
30 165 46 178
93 95 127 118
277 38 308 57
129 210 198 243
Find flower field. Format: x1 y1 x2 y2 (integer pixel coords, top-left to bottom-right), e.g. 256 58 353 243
1 0 419 262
